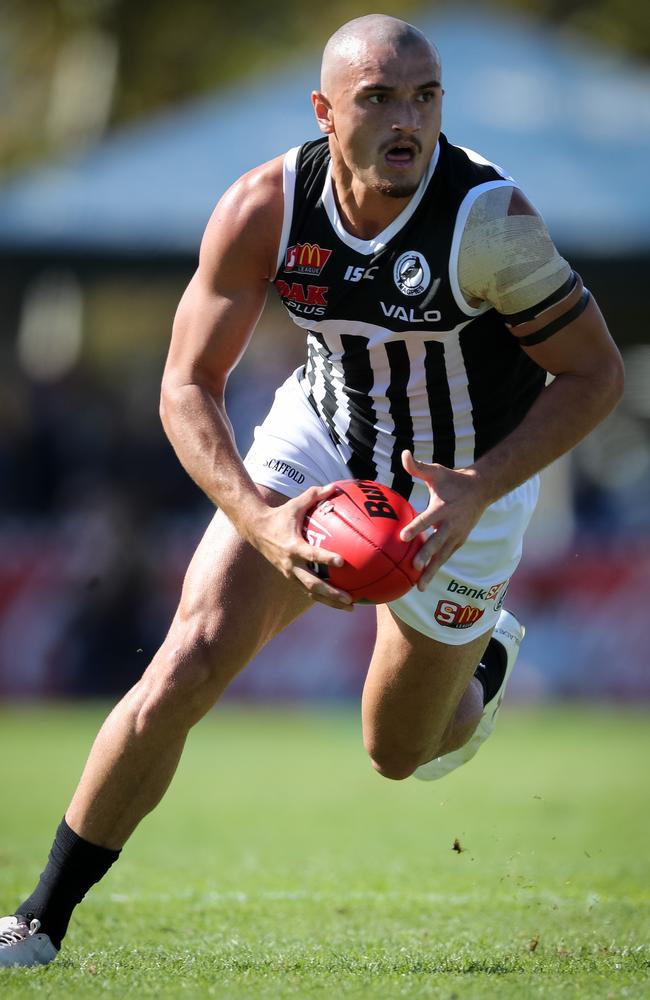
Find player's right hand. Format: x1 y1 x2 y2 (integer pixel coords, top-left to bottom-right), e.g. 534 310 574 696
248 485 355 611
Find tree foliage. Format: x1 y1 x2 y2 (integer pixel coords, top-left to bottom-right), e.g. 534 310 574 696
0 0 648 173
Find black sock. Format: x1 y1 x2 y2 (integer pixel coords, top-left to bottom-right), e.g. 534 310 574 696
16 817 121 949
474 636 507 706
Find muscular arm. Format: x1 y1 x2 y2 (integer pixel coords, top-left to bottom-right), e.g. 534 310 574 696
160 158 350 605
460 185 624 502
457 184 571 314
160 160 280 528
403 186 624 583
471 292 624 504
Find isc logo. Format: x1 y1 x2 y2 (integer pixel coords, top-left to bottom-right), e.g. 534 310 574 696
434 600 485 629
344 264 378 283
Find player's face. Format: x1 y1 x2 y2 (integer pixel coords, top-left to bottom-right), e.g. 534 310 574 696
319 41 443 199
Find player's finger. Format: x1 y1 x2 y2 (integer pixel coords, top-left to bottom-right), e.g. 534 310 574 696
293 566 354 609
401 448 420 473
400 510 439 542
297 542 344 568
293 482 339 515
401 449 436 484
412 526 444 570
400 491 443 541
311 591 355 611
417 538 457 590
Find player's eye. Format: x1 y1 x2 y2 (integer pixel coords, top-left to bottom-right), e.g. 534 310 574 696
367 93 388 104
416 90 436 103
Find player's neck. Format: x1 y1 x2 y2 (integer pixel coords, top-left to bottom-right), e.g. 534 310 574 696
330 171 413 241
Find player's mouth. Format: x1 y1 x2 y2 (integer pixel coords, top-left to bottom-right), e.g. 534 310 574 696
383 140 420 169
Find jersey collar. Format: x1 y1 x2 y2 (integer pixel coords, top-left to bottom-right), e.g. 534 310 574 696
321 141 440 257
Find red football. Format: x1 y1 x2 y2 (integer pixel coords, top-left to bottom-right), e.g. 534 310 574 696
303 480 426 603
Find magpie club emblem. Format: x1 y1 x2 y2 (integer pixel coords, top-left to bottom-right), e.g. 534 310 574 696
393 250 431 297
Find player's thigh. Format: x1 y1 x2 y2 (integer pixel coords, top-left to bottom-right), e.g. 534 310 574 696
167 486 312 684
361 604 491 765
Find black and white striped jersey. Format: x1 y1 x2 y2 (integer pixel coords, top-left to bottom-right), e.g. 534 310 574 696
272 134 545 499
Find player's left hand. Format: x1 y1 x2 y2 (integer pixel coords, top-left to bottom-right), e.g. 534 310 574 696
398 450 489 590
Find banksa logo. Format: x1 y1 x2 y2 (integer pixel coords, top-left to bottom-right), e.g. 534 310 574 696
447 578 509 606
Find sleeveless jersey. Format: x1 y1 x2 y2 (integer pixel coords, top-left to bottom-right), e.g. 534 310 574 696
273 134 545 500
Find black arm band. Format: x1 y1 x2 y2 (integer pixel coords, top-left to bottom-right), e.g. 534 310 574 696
502 271 577 325
517 289 591 346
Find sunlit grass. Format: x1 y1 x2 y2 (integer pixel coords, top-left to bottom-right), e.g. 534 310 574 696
0 704 648 997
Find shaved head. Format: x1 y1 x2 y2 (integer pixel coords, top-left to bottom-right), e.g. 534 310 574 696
321 14 441 96
312 14 444 205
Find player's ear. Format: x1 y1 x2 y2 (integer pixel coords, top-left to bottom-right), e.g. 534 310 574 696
312 90 334 135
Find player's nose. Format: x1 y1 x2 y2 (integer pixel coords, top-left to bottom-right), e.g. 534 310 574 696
391 103 421 133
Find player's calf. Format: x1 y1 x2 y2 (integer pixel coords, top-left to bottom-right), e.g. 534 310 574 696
366 677 483 780
414 609 525 781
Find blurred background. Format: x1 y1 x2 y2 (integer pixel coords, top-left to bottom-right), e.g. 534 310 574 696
0 0 648 703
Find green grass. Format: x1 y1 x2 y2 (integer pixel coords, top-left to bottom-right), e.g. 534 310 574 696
0 703 648 998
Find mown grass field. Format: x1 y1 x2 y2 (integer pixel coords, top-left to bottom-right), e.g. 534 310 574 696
0 703 648 998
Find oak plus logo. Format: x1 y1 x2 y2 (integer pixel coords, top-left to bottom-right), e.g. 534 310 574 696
393 250 431 297
285 242 332 276
274 280 328 316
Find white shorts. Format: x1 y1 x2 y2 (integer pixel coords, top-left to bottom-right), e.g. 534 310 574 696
244 368 539 645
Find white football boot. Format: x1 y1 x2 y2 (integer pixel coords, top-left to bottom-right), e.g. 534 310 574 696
414 608 524 782
0 915 58 967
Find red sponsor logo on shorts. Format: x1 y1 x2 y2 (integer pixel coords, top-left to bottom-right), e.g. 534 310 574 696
434 600 485 629
447 578 509 603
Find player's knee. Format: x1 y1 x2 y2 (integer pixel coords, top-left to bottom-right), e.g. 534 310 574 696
370 756 418 781
136 622 231 730
162 636 218 702
367 747 422 781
